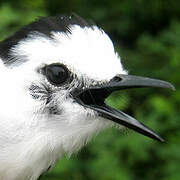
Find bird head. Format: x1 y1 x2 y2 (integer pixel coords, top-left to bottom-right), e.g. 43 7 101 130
0 15 175 179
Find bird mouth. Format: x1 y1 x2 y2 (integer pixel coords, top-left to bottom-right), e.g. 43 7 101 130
72 74 175 142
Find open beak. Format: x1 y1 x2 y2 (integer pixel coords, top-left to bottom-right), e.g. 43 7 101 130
72 74 175 142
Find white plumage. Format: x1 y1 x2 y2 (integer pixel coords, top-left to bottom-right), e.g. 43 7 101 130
0 15 174 180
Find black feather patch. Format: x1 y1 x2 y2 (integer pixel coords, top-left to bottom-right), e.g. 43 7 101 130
29 83 50 101
0 14 93 65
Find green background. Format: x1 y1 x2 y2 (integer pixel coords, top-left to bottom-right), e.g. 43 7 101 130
0 0 179 179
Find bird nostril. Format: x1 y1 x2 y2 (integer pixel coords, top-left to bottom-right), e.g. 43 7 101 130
112 76 123 82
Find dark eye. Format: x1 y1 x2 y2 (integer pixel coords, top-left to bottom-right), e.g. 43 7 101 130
44 63 70 86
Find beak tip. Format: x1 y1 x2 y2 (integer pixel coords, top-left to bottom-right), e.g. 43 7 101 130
158 80 175 91
165 81 175 91
171 85 176 91
158 137 165 143
154 135 165 142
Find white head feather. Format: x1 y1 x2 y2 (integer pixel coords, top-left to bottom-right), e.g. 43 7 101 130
0 20 127 180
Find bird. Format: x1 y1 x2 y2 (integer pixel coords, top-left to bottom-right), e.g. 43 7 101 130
0 14 175 180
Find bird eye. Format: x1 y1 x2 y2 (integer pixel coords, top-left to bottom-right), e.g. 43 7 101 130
44 63 70 86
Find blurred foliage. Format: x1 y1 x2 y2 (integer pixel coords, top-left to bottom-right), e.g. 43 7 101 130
0 0 179 179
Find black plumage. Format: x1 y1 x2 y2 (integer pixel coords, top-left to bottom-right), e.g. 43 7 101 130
0 14 92 65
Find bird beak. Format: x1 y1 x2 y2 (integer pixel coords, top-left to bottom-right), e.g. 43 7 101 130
72 74 175 142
